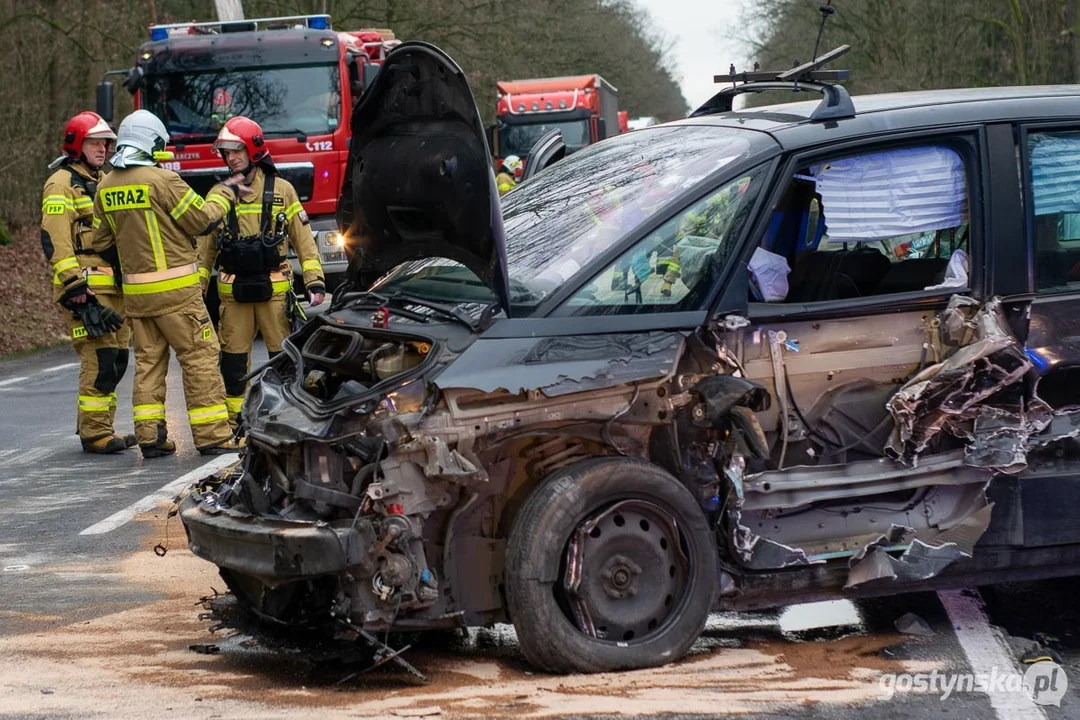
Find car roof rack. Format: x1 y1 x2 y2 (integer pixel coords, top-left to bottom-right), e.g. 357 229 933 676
690 45 855 121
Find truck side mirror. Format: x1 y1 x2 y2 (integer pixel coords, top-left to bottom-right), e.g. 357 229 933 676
597 117 607 141
121 66 144 94
486 123 497 155
95 81 115 123
362 63 380 92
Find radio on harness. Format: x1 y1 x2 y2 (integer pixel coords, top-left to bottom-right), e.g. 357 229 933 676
215 174 288 303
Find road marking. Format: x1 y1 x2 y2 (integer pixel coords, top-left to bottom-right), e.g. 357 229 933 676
0 361 80 390
938 588 1047 720
79 454 239 536
38 362 79 374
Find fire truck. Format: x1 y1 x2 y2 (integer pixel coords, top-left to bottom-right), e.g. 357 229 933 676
490 75 622 163
96 14 398 293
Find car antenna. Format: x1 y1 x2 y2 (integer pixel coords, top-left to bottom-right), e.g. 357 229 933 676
690 0 852 123
811 0 836 68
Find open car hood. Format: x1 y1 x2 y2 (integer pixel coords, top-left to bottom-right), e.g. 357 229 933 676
338 42 510 314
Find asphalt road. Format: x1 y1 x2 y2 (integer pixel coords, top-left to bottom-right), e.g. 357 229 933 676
0 343 1078 719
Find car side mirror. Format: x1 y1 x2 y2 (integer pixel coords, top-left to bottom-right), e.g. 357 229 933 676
95 81 115 123
710 262 750 325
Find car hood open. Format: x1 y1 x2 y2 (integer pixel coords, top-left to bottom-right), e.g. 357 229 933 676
337 42 511 314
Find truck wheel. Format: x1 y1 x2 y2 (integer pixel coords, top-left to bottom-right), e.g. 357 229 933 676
505 457 717 673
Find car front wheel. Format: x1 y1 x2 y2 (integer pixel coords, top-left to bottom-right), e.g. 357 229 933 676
505 457 718 673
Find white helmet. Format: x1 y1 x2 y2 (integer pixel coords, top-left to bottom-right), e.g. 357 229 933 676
502 155 523 179
115 110 169 155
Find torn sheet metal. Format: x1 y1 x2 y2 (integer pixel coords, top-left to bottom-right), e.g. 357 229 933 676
432 331 685 396
726 459 817 570
843 500 994 589
845 524 964 589
886 296 1038 469
732 523 812 569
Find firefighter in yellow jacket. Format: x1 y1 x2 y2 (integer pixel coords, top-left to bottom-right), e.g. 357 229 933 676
90 110 246 458
198 117 325 425
41 111 135 454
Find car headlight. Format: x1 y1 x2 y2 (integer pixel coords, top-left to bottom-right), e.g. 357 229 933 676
322 231 345 247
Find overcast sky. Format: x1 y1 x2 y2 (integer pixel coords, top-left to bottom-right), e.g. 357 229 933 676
634 0 751 112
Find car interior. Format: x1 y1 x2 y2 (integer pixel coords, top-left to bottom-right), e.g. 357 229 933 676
749 145 971 304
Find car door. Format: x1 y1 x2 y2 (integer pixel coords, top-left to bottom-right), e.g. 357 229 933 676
712 129 1003 580
1011 122 1080 549
520 128 565 183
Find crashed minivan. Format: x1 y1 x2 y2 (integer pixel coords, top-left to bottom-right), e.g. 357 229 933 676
180 43 1080 674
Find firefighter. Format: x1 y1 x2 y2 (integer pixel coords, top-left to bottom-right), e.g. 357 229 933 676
496 155 522 195
90 109 246 458
199 117 325 425
41 111 135 454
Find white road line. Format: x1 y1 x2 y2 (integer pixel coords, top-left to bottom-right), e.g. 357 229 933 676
79 453 239 536
38 362 79 374
0 361 80 390
938 588 1047 720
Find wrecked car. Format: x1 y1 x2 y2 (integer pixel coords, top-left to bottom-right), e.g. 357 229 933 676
179 43 1080 675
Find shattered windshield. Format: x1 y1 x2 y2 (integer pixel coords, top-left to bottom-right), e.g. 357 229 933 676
142 64 341 142
376 125 757 315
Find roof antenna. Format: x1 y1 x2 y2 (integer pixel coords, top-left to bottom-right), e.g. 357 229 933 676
811 1 835 62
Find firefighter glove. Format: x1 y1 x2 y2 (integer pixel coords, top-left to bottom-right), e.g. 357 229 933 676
78 300 124 338
59 279 91 311
307 282 326 307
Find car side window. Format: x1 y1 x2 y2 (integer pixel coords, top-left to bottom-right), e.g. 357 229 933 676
556 170 763 316
749 144 971 304
1027 130 1080 294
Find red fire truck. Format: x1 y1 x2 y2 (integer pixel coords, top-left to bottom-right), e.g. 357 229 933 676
97 14 398 291
491 75 622 162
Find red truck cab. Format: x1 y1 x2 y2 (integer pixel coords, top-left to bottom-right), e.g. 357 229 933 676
105 14 397 291
492 75 621 161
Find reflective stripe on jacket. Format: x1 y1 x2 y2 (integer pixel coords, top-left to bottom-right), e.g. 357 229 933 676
40 162 118 300
90 166 232 317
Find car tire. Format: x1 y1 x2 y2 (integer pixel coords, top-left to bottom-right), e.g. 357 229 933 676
505 457 717 674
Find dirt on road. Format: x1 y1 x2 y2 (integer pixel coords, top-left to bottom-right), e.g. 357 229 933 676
0 514 938 719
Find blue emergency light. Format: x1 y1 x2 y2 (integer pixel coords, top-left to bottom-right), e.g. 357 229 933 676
148 14 332 40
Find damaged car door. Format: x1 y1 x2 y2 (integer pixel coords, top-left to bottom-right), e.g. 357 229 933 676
716 132 1004 589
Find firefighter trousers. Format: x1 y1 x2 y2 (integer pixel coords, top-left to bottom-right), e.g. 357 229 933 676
68 294 131 441
130 294 232 449
218 293 289 422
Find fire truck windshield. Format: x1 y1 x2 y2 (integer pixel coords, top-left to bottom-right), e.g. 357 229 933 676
499 119 589 157
142 64 342 142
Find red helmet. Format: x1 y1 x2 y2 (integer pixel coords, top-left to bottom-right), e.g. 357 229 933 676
62 112 116 159
213 116 270 164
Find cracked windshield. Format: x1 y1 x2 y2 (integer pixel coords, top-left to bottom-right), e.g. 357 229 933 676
378 126 755 313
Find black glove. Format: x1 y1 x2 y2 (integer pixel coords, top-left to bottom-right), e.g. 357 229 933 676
59 279 90 312
78 299 125 338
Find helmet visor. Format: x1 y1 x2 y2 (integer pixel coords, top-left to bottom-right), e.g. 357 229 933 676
214 139 245 152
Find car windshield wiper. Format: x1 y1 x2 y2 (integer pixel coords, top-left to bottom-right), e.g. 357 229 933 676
343 291 495 333
385 292 488 333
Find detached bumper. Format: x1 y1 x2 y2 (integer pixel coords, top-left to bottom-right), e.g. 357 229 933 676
180 494 372 581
